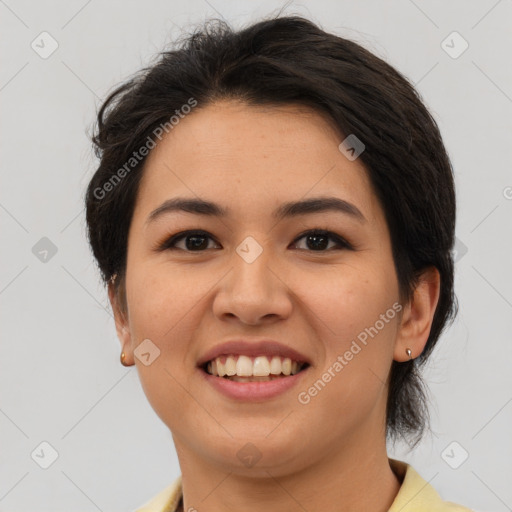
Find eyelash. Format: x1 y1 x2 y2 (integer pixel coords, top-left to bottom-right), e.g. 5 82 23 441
155 229 354 252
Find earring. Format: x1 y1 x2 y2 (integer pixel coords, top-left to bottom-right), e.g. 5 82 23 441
120 352 129 366
405 348 413 360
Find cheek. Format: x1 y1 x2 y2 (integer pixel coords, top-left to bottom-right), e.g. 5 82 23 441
298 261 398 402
126 260 197 337
296 290 398 441
302 260 398 343
124 265 204 427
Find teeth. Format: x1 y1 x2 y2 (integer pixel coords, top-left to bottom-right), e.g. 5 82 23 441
236 355 253 377
269 356 281 375
253 356 270 376
229 375 282 382
282 358 291 376
205 354 305 378
225 356 236 376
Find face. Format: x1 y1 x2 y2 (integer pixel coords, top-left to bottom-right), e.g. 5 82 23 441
112 100 412 476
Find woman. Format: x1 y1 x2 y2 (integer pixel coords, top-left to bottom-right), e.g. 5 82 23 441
85 14 472 512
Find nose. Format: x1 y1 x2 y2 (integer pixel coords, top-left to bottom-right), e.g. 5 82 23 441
212 241 293 326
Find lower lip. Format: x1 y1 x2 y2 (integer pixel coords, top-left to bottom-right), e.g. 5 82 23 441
199 367 309 401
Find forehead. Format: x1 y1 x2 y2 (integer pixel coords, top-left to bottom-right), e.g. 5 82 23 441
134 100 378 224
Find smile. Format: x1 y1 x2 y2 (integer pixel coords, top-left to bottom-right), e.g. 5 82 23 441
200 355 310 401
203 354 309 381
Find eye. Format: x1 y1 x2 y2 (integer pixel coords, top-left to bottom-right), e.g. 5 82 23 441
156 228 353 252
291 229 352 251
156 230 220 252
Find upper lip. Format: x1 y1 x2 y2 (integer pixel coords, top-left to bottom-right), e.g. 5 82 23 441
197 339 311 368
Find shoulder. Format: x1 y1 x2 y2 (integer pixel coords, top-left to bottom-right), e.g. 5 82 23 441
388 458 474 512
134 475 182 512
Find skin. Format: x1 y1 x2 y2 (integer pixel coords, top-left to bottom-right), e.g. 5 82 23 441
109 100 440 512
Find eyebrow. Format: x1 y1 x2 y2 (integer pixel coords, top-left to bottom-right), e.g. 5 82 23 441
145 196 366 225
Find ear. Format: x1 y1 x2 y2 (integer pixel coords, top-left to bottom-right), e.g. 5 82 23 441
108 280 134 365
394 266 441 362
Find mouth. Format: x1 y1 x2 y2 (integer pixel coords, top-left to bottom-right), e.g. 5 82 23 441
200 354 310 382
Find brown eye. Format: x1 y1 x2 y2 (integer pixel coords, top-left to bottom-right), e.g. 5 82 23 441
158 230 220 251
292 229 352 251
156 228 352 253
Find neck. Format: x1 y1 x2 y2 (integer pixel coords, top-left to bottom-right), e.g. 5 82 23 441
174 427 401 512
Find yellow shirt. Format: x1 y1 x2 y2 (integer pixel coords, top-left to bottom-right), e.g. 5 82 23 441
134 458 473 511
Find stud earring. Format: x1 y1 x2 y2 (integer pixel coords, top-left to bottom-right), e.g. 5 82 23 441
405 348 413 360
120 352 129 366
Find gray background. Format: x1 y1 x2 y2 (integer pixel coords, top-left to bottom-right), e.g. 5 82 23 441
1 0 511 511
